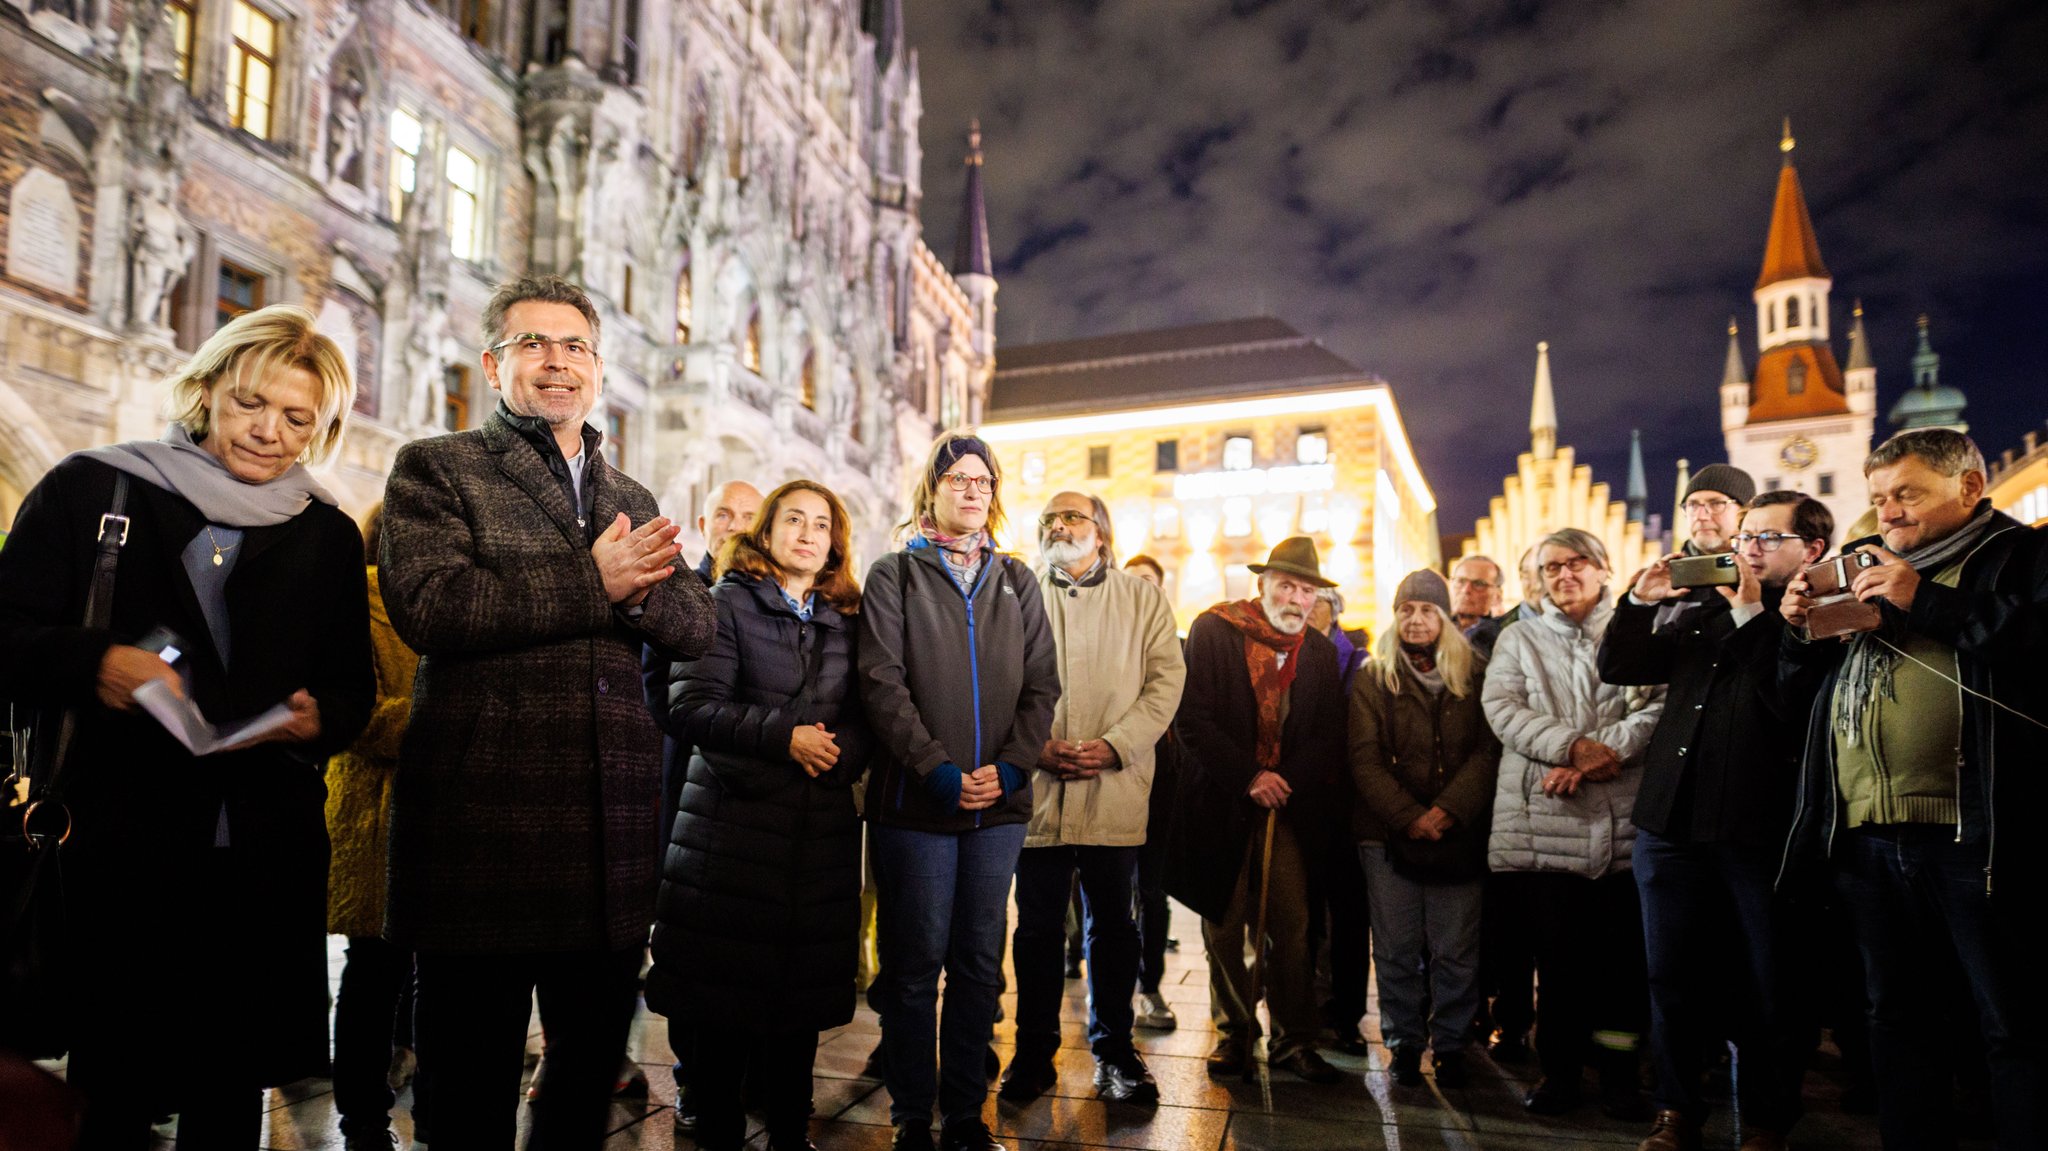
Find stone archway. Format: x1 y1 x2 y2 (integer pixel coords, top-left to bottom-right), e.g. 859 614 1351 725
0 378 67 531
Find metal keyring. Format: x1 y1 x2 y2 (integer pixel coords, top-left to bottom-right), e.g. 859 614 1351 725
21 799 71 846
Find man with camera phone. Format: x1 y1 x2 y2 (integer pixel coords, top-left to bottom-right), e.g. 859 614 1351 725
1778 428 2048 1151
1599 482 1830 1151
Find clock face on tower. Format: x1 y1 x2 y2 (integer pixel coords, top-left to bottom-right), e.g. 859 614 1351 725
1779 435 1819 472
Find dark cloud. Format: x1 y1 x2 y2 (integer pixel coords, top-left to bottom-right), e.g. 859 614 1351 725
912 0 2048 532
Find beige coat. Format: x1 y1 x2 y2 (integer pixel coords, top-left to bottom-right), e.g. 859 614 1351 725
1026 564 1186 848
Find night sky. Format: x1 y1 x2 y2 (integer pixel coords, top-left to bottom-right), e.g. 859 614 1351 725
905 0 2048 535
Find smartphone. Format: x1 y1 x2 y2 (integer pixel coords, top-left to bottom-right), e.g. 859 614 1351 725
1802 552 1880 597
1669 553 1739 589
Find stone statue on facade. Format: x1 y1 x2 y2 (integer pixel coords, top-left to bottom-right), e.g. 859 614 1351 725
126 164 193 329
325 70 367 187
395 142 455 432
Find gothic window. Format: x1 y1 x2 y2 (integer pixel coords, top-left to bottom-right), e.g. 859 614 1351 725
1765 306 1775 335
742 305 762 373
800 349 816 409
458 0 488 44
388 108 421 219
1786 295 1800 327
443 365 470 430
674 255 692 344
216 260 264 328
1787 359 1807 395
683 81 710 177
167 0 198 84
621 262 635 315
446 146 482 260
227 1 279 140
604 408 627 469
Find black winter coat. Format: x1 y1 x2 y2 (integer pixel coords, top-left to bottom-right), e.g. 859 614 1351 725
647 572 872 1032
1597 588 1803 848
858 543 1060 834
0 456 373 1086
1165 609 1346 922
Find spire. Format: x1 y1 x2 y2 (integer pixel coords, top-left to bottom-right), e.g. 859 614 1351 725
1912 313 1939 388
863 0 904 73
1529 340 1557 461
1626 429 1647 524
952 119 992 277
1846 299 1873 372
1889 313 1968 431
1722 317 1747 385
1756 120 1830 289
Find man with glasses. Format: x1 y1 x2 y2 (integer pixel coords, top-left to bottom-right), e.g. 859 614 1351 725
1596 490 1831 1151
1449 555 1508 657
380 274 717 1146
1000 492 1185 1106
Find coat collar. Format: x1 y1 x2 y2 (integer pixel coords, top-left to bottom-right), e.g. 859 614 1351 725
724 569 845 630
483 404 613 548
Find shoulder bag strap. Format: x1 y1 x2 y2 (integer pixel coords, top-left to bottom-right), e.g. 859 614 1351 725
35 473 131 814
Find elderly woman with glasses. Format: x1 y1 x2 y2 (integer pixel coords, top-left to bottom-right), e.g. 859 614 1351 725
1482 528 1664 1121
0 305 375 1146
859 431 1061 1151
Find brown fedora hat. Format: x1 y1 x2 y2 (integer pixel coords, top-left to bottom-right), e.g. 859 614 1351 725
1246 535 1336 588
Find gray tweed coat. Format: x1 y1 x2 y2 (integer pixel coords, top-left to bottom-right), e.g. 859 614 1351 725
379 408 716 952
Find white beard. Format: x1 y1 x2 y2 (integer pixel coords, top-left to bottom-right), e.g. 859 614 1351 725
1041 537 1095 571
1262 590 1307 634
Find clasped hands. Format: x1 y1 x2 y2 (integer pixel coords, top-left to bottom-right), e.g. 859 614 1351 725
1541 737 1622 798
593 513 683 606
789 723 842 778
1404 806 1456 841
1040 738 1120 781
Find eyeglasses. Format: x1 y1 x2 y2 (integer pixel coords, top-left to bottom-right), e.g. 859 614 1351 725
488 333 601 364
1037 510 1093 529
1540 556 1595 577
939 471 996 494
1731 531 1808 552
1682 497 1737 517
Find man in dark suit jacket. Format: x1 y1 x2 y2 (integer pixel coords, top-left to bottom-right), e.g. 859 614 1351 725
381 274 715 1148
1166 537 1347 1086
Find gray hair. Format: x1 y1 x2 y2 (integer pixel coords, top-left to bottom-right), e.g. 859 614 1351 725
1537 527 1610 574
1038 491 1115 567
481 273 603 348
1451 554 1503 583
1314 585 1346 615
1864 428 1986 479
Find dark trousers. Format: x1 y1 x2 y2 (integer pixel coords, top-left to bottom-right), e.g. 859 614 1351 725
1635 831 1804 1132
689 1029 819 1149
1496 870 1647 1083
1134 829 1172 995
1316 820 1371 1031
1833 825 2048 1151
1480 870 1538 1041
1013 843 1141 1058
413 945 642 1150
333 935 412 1137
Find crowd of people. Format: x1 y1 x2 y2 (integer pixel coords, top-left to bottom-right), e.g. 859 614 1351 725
1 272 2043 1151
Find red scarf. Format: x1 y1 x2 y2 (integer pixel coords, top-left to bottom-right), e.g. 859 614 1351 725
1211 598 1305 771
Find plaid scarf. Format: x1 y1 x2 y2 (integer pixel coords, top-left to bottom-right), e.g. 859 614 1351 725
917 517 991 587
1212 598 1305 772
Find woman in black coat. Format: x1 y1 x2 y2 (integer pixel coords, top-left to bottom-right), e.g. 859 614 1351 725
648 479 873 1151
0 305 374 1148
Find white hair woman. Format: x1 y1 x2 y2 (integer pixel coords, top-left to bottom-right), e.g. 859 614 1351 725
0 304 375 1144
1349 570 1501 1090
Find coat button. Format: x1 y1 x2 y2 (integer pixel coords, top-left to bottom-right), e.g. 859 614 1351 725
598 677 610 694
1678 747 1689 756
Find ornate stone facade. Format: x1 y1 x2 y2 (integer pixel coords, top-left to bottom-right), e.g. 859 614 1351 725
0 0 995 565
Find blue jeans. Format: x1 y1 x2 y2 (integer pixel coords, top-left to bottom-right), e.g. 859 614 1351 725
1013 844 1140 1058
1635 830 1803 1132
867 821 1027 1129
1359 845 1482 1055
1834 825 2048 1150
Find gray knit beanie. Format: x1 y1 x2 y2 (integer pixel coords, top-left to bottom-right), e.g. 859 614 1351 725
1393 569 1453 615
1684 463 1757 506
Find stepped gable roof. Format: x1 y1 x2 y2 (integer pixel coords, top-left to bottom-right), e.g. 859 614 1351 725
1749 341 1850 422
988 317 1372 420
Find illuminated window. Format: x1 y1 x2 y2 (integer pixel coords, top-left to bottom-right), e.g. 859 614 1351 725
227 1 279 140
1222 496 1252 538
604 408 627 469
1087 445 1110 479
445 146 482 260
167 0 197 84
742 306 762 372
800 350 816 410
674 255 692 343
443 365 470 430
1223 435 1254 472
215 260 263 329
1300 494 1329 535
388 109 422 219
1296 429 1328 465
457 0 489 43
1021 451 1046 487
1155 439 1179 473
1151 503 1180 540
621 262 635 314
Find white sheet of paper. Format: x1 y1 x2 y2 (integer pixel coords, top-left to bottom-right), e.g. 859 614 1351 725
134 680 293 756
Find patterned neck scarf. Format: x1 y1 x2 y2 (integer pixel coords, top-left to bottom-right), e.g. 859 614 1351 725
1212 598 1306 771
918 516 991 585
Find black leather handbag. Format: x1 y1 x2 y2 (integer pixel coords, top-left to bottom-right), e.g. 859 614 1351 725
1 474 129 1057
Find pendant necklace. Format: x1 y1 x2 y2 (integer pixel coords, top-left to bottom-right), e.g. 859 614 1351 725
205 526 238 567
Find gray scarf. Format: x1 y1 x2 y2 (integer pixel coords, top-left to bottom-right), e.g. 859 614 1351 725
79 424 337 528
1835 501 1999 746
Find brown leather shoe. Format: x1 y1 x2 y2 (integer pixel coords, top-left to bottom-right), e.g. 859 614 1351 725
1205 1038 1248 1079
1737 1130 1787 1151
1637 1110 1702 1151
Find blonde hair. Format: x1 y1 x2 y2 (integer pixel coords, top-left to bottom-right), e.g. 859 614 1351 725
161 304 355 465
896 429 1008 546
1368 601 1477 699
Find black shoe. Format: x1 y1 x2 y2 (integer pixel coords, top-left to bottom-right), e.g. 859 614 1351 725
1390 1046 1423 1087
1488 1034 1530 1064
1270 1047 1343 1084
1431 1051 1468 1089
938 1117 1006 1151
341 1131 398 1151
1064 957 1083 979
985 1044 1001 1081
997 1050 1058 1103
672 1085 699 1131
1524 1077 1581 1115
1093 1049 1158 1104
891 1123 937 1151
767 1133 818 1151
1329 1026 1372 1057
862 1040 888 1079
1206 1039 1248 1080
1164 936 1180 952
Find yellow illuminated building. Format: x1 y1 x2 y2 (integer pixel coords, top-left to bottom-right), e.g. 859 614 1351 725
1988 423 2048 527
1462 342 1664 602
979 318 1440 638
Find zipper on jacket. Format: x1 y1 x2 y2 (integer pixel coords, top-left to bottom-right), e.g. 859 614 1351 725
933 550 995 828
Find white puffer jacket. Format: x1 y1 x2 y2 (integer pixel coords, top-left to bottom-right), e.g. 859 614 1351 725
1483 599 1664 879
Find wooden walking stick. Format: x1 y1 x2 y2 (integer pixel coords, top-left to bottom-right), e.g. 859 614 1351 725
1243 804 1279 1086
